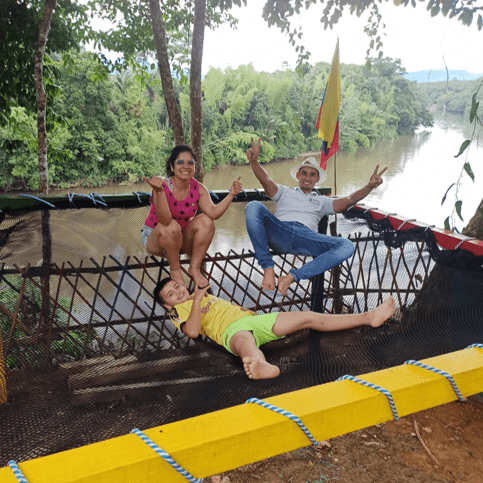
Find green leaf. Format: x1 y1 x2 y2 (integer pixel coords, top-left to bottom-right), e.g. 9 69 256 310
455 200 464 221
459 10 473 26
443 217 451 231
469 94 479 123
441 183 455 205
441 0 452 16
454 139 471 157
463 162 475 181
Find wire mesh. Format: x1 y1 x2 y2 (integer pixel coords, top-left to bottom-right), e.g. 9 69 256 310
0 196 482 466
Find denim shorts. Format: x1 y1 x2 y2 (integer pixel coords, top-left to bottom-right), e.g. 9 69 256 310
141 225 153 248
222 312 284 355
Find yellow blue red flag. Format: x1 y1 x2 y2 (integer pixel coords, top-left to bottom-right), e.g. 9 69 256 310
316 39 341 170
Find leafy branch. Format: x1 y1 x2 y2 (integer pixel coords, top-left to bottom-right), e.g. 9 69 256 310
442 79 482 232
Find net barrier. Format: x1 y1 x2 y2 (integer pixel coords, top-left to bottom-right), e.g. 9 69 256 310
0 190 482 466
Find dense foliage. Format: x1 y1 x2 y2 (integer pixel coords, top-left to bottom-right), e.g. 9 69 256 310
0 53 432 191
0 0 92 126
417 76 483 116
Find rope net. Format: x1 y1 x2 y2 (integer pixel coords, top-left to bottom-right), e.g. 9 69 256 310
0 192 482 465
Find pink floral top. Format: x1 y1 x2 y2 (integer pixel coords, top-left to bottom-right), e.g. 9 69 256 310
144 177 200 230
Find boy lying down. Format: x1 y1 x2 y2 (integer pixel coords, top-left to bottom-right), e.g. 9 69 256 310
155 278 395 380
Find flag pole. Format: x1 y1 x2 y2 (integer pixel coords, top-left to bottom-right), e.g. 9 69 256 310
333 152 337 231
333 152 337 197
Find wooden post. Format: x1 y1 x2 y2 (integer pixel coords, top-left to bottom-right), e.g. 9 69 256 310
0 326 6 403
330 220 343 314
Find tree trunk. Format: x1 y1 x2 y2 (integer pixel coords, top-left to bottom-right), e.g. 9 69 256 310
149 0 185 146
462 196 483 240
190 0 206 182
409 196 483 316
35 0 57 195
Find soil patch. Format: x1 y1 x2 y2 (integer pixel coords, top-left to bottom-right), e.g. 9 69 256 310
211 394 483 483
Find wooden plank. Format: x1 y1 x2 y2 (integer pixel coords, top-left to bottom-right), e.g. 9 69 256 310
59 355 116 375
0 326 6 404
70 373 241 406
67 353 210 390
1 346 482 482
59 355 138 377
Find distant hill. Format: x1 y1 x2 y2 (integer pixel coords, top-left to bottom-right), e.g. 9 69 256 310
404 70 483 83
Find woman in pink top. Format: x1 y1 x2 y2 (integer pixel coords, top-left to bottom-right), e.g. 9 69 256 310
142 145 242 287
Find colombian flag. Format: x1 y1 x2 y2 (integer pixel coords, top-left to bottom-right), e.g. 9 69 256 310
316 39 341 170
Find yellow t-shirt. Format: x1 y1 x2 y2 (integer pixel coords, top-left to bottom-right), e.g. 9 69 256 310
172 295 256 346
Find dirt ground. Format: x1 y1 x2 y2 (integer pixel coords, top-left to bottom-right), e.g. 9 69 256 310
210 394 483 483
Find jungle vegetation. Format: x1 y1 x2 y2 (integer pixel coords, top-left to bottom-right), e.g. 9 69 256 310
0 53 433 191
417 76 483 115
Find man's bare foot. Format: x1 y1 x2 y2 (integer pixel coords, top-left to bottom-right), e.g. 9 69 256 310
188 267 209 288
261 267 276 291
170 269 186 287
277 274 295 296
243 357 280 380
369 296 396 327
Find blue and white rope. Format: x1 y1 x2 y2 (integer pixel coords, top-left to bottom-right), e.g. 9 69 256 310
337 375 399 421
18 194 56 208
90 192 107 205
454 237 476 249
246 397 317 444
66 192 108 207
132 191 151 203
404 360 463 401
131 428 202 483
467 343 483 349
8 461 28 483
396 219 416 231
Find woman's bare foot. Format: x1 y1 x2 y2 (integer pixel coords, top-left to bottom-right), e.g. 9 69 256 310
277 274 295 296
188 267 209 288
261 267 276 291
243 357 280 380
369 296 396 327
170 268 186 287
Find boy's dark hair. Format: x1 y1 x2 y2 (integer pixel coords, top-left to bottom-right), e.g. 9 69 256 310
153 277 173 306
165 145 197 177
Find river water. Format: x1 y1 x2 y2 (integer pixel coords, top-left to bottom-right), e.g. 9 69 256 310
53 112 482 241
7 112 481 337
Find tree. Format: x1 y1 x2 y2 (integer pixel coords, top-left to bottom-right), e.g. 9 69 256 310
1 0 98 193
148 0 185 146
35 0 57 194
190 0 207 176
88 0 245 181
262 0 483 68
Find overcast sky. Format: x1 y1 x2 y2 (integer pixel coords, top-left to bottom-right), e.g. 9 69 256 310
202 1 483 75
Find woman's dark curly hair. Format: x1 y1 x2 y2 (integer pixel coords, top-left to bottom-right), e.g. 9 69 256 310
165 145 197 177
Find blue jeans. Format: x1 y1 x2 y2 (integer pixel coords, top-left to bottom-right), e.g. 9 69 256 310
245 201 355 282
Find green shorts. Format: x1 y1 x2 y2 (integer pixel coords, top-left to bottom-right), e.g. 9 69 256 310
222 312 285 355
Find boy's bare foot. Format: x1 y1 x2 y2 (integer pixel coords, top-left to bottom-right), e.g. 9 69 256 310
170 269 186 287
188 267 209 288
243 357 280 380
261 267 276 291
369 296 396 327
277 274 295 296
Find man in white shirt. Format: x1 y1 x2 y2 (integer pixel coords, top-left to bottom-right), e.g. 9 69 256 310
245 137 387 296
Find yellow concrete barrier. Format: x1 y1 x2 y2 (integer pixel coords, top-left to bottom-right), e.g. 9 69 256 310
1 346 482 482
